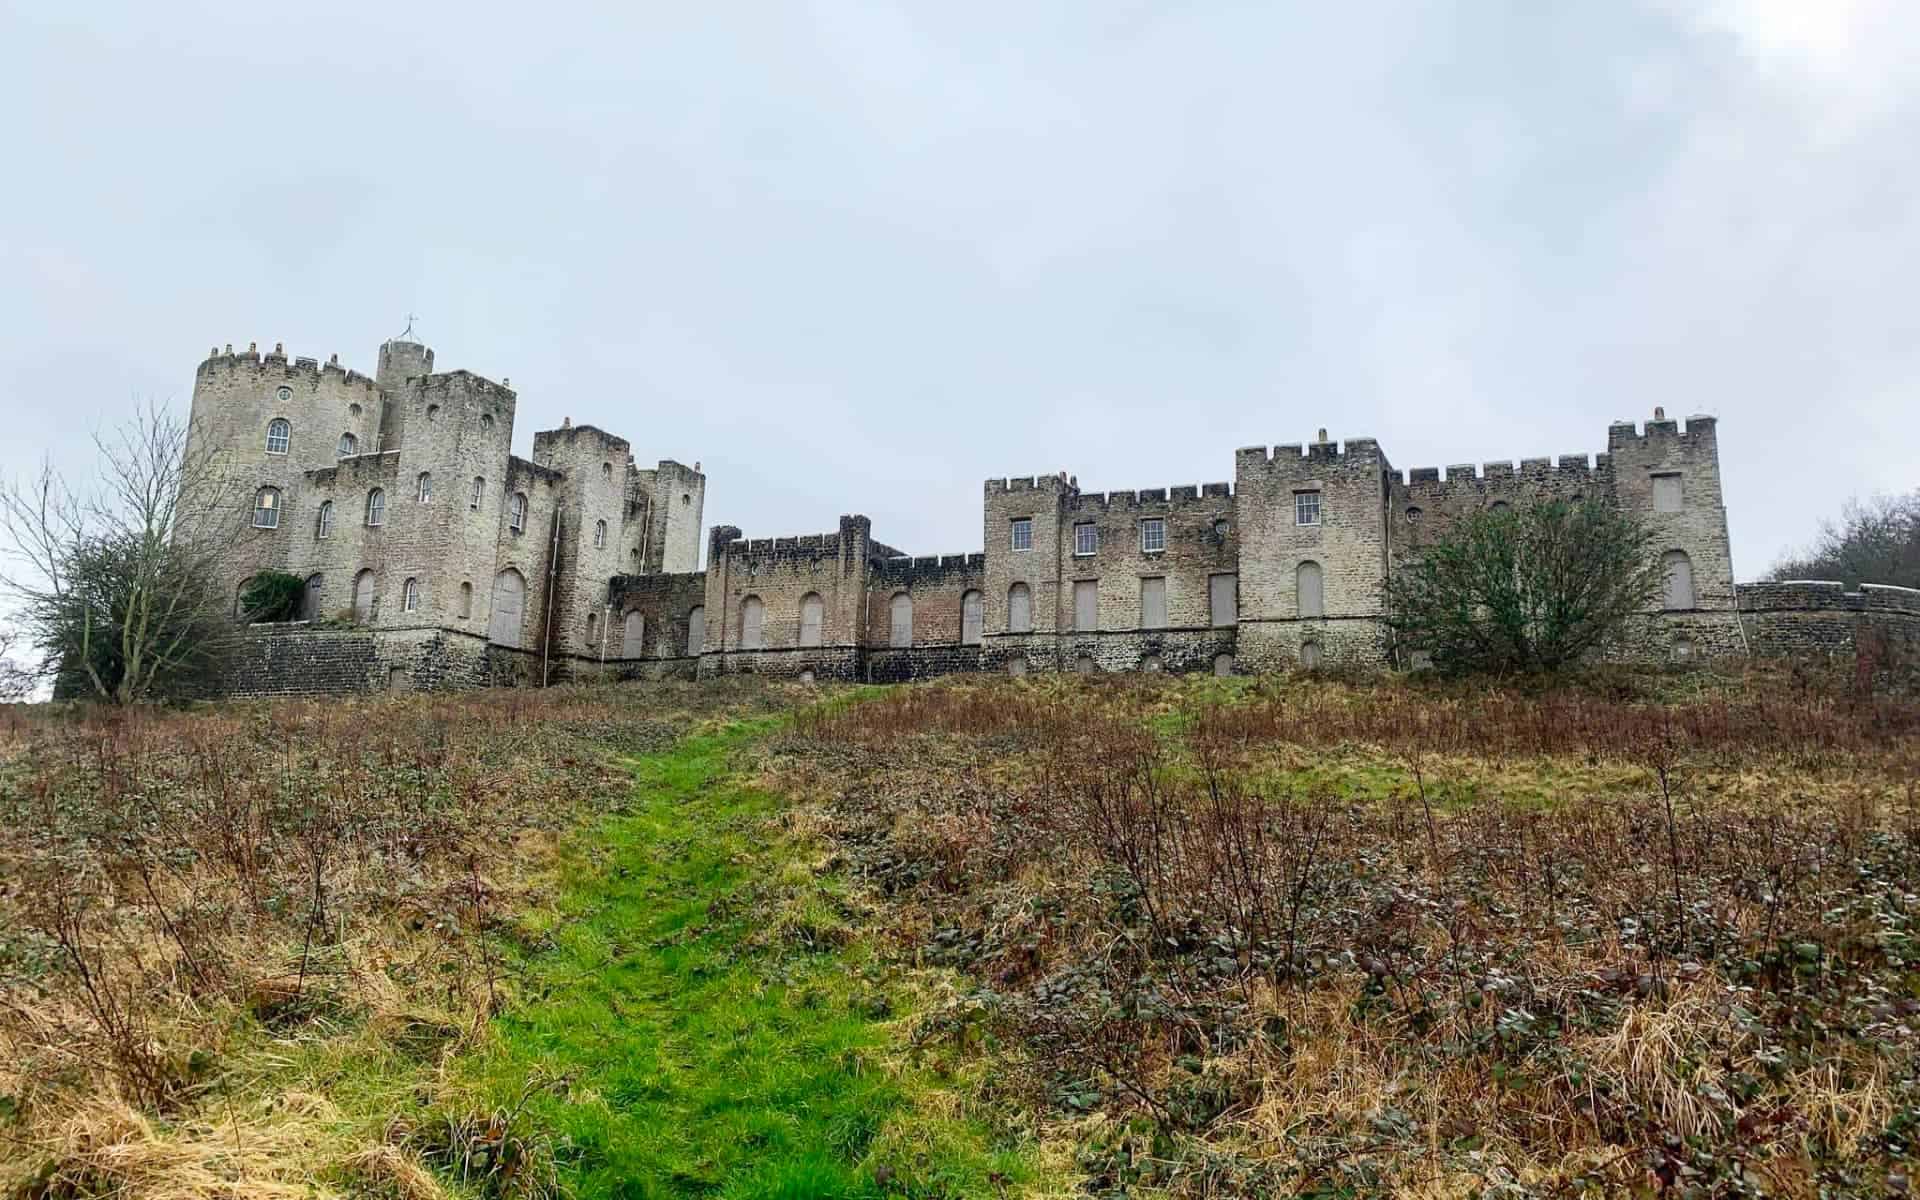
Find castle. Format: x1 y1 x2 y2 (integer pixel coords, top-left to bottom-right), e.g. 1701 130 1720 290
183 336 1917 694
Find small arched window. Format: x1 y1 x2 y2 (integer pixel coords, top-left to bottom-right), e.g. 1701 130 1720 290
416 472 432 503
1007 582 1032 634
480 413 495 433
594 519 607 548
508 492 527 532
687 605 706 655
889 593 913 648
316 500 333 539
1663 549 1695 610
961 589 983 646
425 404 440 423
365 488 385 527
585 611 600 644
401 577 420 612
1301 640 1323 669
252 487 281 529
602 462 612 480
740 595 765 650
1405 506 1422 523
798 592 824 647
1296 560 1324 618
337 432 357 458
265 418 290 455
459 580 473 619
470 476 485 510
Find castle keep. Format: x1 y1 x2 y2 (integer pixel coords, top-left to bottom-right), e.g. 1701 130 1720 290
184 336 1918 694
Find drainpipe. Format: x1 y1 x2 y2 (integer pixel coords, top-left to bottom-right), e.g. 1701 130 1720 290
540 513 561 686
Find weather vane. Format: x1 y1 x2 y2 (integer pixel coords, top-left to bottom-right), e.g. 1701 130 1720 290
397 312 419 341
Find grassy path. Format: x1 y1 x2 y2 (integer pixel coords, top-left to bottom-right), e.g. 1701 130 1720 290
457 717 1030 1200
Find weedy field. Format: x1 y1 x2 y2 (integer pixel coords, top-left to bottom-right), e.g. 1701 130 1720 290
1 665 1917 1199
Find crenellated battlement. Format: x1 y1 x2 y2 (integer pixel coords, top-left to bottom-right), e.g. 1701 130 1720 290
1236 436 1383 469
872 552 986 582
1065 481 1233 513
1606 410 1717 447
985 472 1077 495
1398 453 1606 487
197 342 380 394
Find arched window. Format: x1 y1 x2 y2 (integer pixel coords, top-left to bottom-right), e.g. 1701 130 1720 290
594 519 607 549
740 595 764 650
459 580 473 619
602 462 612 480
302 573 323 620
508 492 527 532
622 611 645 657
889 593 913 648
470 476 485 510
585 611 600 644
1301 640 1323 669
337 432 357 457
1405 506 1422 524
315 500 333 539
416 472 432 502
1212 653 1235 677
487 569 526 647
251 487 281 529
480 413 495 432
961 589 983 646
1007 582 1032 633
402 577 420 612
687 606 705 655
798 592 824 647
1074 654 1097 674
425 404 440 423
365 488 385 527
351 569 376 622
1296 560 1324 618
1663 550 1695 610
265 418 290 455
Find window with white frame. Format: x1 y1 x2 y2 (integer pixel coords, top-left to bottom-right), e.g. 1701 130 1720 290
1140 518 1165 553
594 519 607 548
337 432 357 457
402 577 420 612
316 500 333 539
508 492 527 532
416 472 432 503
1074 522 1097 556
252 487 280 529
1294 490 1321 526
365 488 385 527
1010 517 1032 552
265 419 290 455
471 476 485 509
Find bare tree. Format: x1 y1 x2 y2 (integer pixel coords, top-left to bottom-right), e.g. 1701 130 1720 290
0 624 35 701
1769 490 1920 590
0 401 246 703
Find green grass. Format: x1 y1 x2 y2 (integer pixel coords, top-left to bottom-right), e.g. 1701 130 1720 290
454 716 1035 1200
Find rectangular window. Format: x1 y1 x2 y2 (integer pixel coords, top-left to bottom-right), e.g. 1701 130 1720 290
1140 576 1166 629
1209 573 1238 627
1073 579 1098 632
1010 517 1033 552
1074 522 1098 556
1652 473 1682 513
1140 518 1165 553
1295 491 1321 526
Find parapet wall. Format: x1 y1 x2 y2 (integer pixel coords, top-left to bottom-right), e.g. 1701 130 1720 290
1737 581 1920 679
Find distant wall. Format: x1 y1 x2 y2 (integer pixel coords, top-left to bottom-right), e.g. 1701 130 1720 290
1738 581 1920 677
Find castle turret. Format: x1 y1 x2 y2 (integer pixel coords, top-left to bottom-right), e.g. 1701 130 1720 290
375 339 434 452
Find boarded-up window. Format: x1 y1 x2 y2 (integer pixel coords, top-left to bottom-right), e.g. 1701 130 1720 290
1073 580 1098 632
487 569 524 646
1297 561 1325 618
960 590 983 645
1209 573 1237 627
1301 640 1323 668
623 610 645 657
1663 550 1695 610
1212 653 1235 677
799 592 824 647
352 569 377 623
303 573 323 620
889 593 913 648
741 596 764 649
1007 582 1032 633
687 606 705 655
1140 577 1167 629
1653 473 1682 513
459 581 473 618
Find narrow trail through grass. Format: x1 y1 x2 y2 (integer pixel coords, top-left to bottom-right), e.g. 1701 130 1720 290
457 716 1030 1200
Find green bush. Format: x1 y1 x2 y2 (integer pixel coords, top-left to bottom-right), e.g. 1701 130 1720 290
239 571 305 623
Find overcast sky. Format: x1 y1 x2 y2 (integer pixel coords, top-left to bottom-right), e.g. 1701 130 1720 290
3 1 1915 577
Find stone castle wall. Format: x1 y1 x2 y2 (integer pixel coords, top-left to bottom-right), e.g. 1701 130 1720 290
185 336 1903 692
